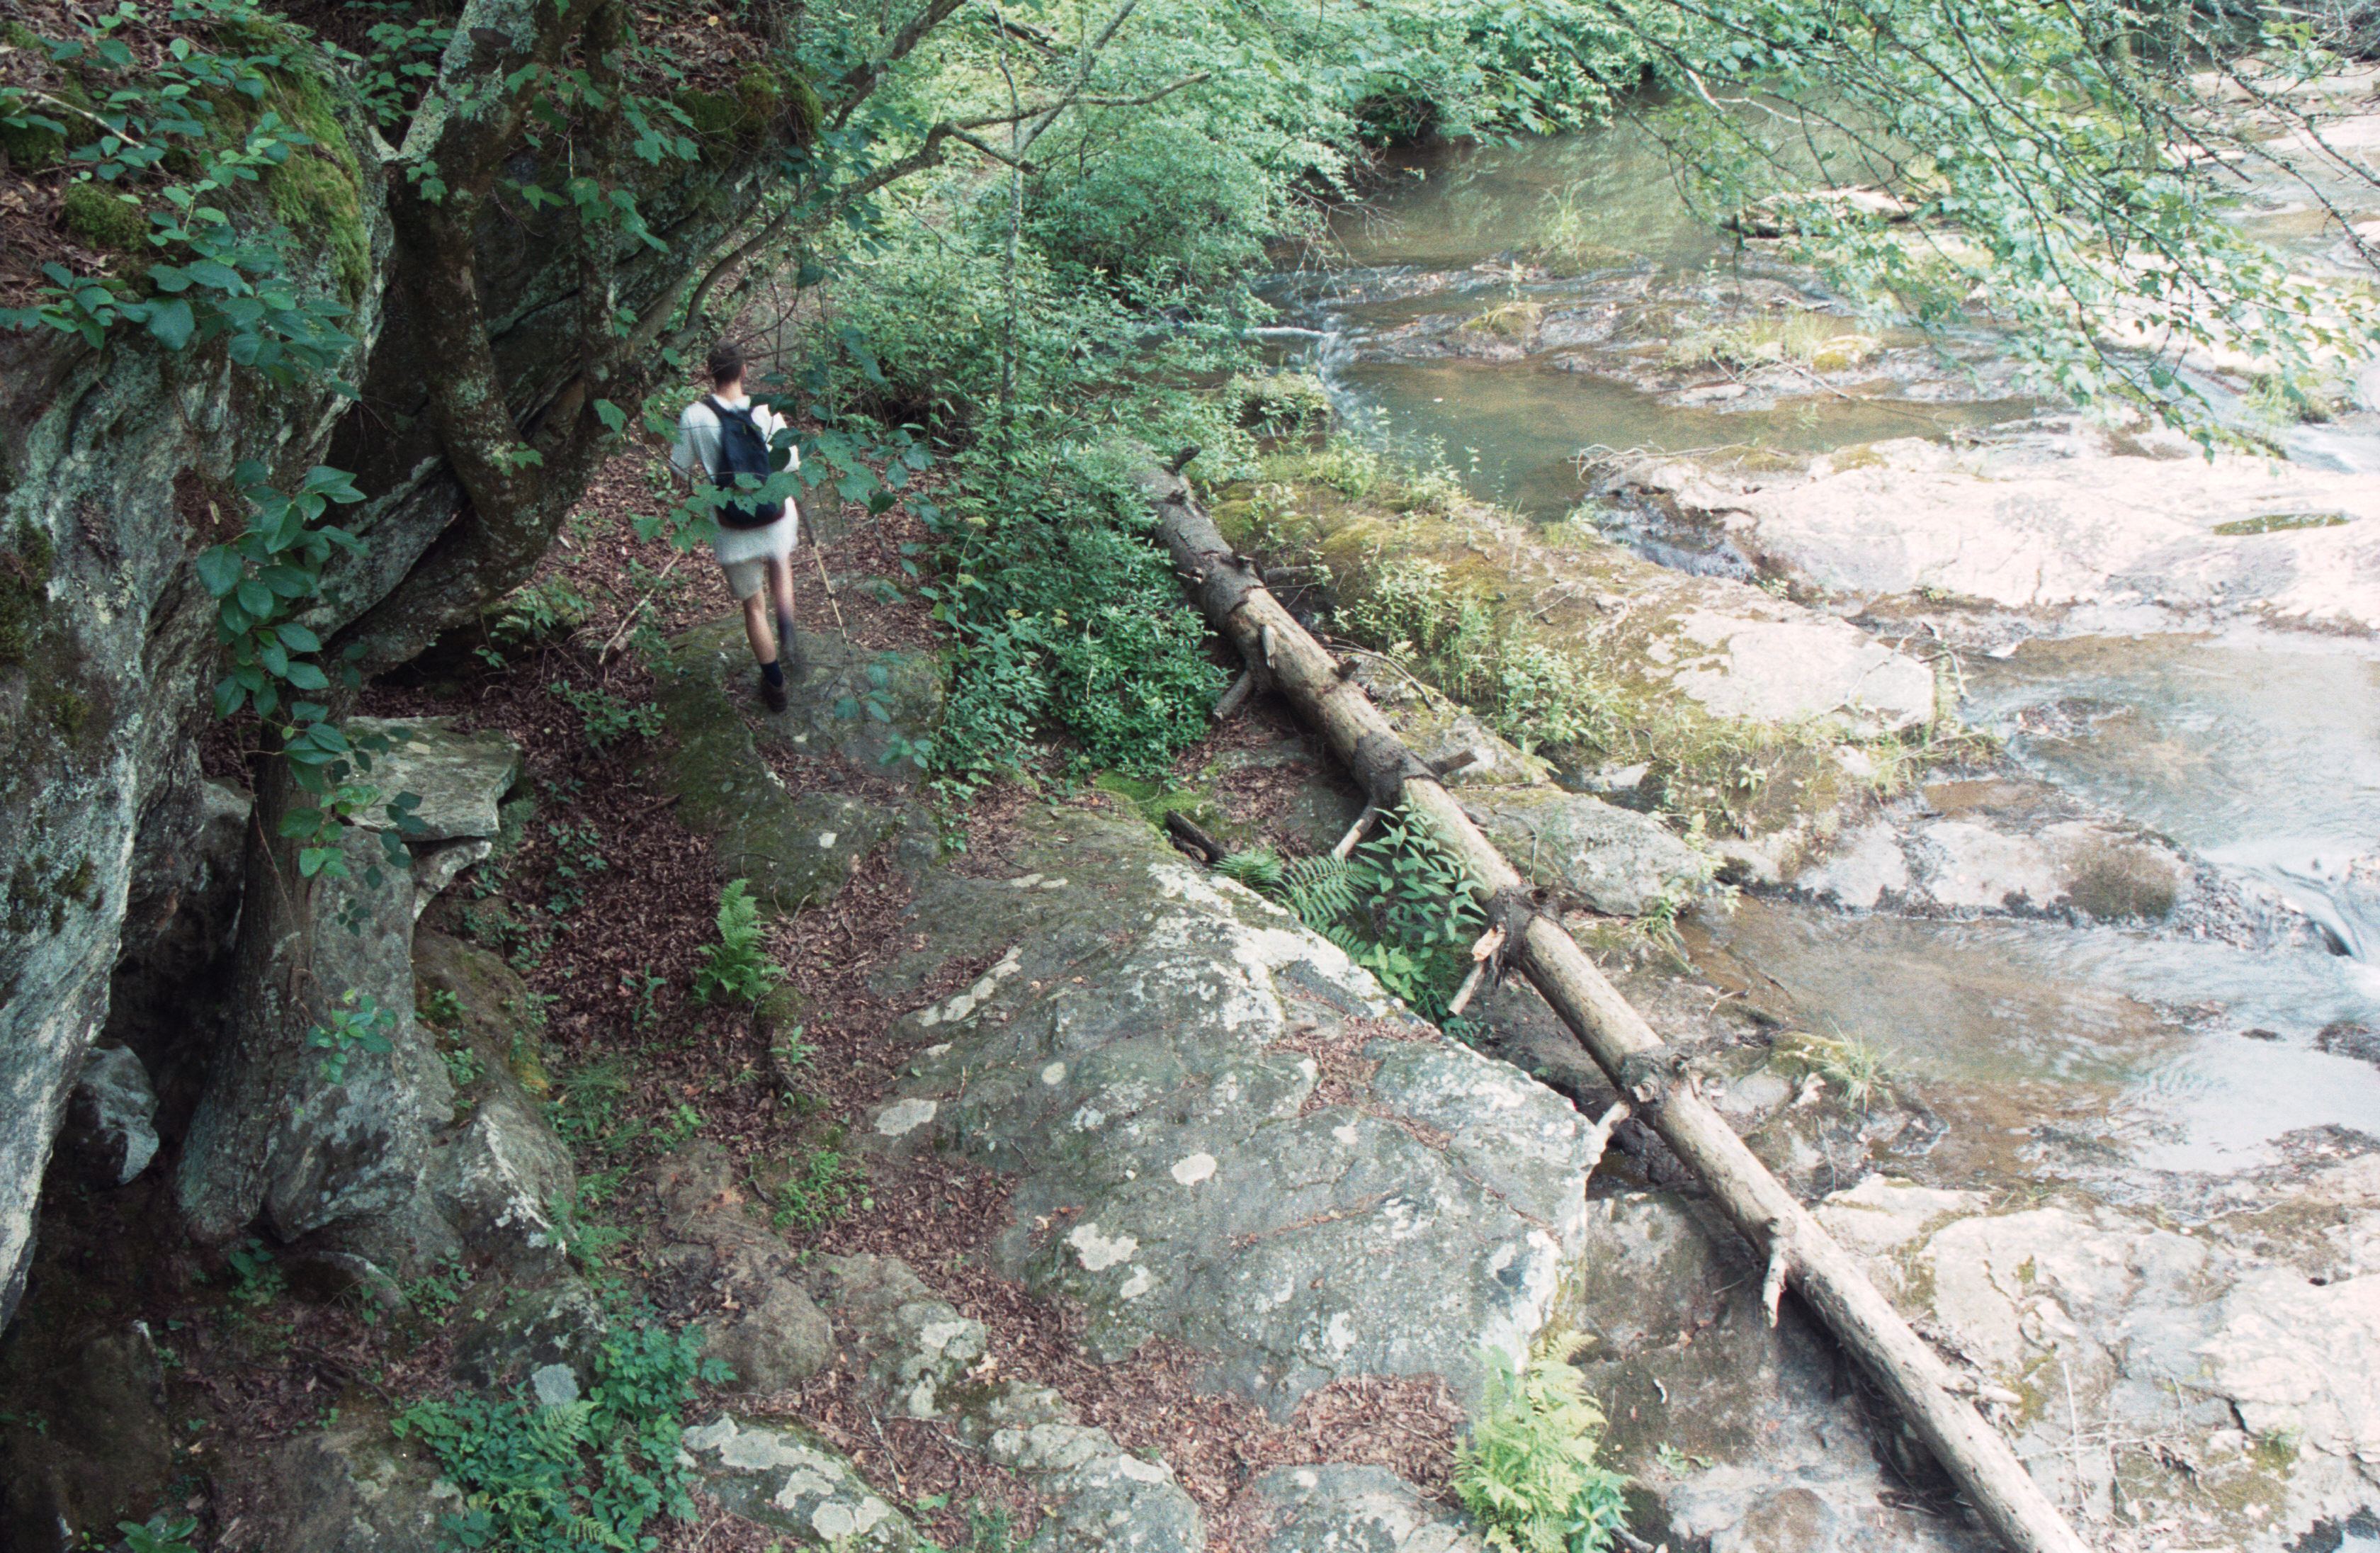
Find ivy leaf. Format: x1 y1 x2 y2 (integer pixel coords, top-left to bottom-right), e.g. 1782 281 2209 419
275 622 322 652
285 661 331 691
146 298 196 349
196 547 243 598
237 578 273 617
594 398 627 434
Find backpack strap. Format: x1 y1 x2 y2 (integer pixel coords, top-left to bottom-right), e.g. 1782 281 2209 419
699 395 739 482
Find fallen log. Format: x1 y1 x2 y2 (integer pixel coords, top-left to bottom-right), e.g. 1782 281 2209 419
1145 466 2090 1553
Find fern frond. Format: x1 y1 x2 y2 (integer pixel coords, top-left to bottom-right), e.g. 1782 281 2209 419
1281 853 1359 923
1215 847 1284 893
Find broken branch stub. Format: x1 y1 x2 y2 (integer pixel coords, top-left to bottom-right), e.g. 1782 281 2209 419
1148 469 2091 1553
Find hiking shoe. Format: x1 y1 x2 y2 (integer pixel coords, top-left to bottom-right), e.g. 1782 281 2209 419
759 670 788 713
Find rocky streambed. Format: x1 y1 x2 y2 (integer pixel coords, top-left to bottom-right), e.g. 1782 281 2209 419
1222 85 2380 1553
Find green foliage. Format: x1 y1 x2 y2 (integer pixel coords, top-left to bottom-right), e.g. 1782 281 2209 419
443 1044 485 1089
196 461 424 878
770 1146 869 1233
1454 1334 1630 1553
1222 809 1486 1020
817 223 1248 793
1018 115 1306 292
1337 550 1616 762
118 1515 202 1553
395 1321 728 1553
333 7 453 129
1631 0 2380 436
550 1056 632 1155
309 988 399 1085
224 1236 285 1308
0 1 358 372
1778 1029 1892 1112
552 683 666 750
693 880 780 1005
489 578 592 653
542 821 610 917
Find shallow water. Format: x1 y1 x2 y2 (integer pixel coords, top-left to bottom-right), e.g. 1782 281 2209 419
1691 898 2380 1178
1963 636 2380 959
1325 356 2021 517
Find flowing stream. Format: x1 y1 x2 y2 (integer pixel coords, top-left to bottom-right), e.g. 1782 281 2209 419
1270 125 2380 1189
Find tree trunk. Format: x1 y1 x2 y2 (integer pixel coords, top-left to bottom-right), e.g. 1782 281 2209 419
1146 468 2092 1553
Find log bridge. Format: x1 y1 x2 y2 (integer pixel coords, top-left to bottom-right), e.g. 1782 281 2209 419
1147 464 2090 1553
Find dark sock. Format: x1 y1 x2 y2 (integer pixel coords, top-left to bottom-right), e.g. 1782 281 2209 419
760 659 785 687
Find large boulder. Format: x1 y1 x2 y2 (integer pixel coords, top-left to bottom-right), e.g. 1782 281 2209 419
642 1146 834 1394
0 26 397 1329
1461 787 1712 917
247 1404 456 1553
680 1416 927 1550
867 808 1603 1417
177 825 460 1272
0 1325 174 1552
55 1045 160 1189
0 6 808 1331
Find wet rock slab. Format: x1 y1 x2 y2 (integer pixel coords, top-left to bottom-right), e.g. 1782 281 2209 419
1721 427 2380 637
1813 1164 2380 1551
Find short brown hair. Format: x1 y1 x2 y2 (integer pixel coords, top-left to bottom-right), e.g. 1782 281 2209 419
706 342 745 387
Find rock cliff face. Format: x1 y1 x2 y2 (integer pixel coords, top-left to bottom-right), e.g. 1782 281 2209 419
0 40 791 1325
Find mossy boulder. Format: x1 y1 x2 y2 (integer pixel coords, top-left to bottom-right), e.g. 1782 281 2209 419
679 69 818 151
60 183 145 252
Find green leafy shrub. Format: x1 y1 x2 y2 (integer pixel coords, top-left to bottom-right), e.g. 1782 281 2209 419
693 879 780 1004
1218 808 1486 1020
395 1321 727 1552
309 988 398 1083
770 1146 869 1232
118 1516 201 1553
551 683 665 750
1454 1334 1630 1553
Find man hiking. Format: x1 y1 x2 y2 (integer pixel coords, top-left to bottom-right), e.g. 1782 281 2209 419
672 341 805 711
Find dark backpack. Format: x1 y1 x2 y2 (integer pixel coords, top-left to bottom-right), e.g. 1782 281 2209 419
703 395 786 531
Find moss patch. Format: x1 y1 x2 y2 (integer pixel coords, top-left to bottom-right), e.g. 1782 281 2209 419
181 55 371 304
1 91 76 174
266 149 368 303
0 519 55 667
5 851 96 936
60 182 145 252
2212 510 2349 536
680 69 817 152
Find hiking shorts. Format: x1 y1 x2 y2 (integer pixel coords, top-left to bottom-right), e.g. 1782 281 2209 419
712 506 799 602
